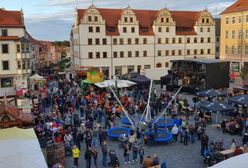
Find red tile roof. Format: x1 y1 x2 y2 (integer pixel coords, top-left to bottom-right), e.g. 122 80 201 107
220 0 248 15
77 8 202 36
0 36 19 40
0 8 23 27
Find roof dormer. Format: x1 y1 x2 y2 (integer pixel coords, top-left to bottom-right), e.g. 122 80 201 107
119 6 138 25
82 5 105 24
154 8 175 26
196 9 215 26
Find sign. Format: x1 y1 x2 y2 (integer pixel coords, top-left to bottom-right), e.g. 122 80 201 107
17 99 32 113
86 71 103 83
231 62 240 72
16 80 28 96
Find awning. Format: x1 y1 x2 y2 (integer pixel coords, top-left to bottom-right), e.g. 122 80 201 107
228 94 248 107
196 88 227 98
95 79 136 88
198 101 235 112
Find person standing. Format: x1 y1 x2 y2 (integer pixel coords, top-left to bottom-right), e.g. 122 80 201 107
139 145 144 164
101 140 108 167
91 148 98 168
72 145 80 168
171 124 179 142
132 140 139 162
200 133 209 156
123 142 130 165
85 148 92 168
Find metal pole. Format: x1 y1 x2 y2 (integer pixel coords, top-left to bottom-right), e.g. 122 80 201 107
153 85 183 124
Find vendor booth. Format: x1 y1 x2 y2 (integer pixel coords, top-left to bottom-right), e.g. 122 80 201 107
196 89 227 98
29 73 46 90
0 127 48 168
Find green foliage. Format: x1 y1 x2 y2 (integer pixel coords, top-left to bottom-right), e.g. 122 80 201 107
53 41 70 47
240 67 248 80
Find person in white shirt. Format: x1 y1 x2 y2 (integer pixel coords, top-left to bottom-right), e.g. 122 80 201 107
171 124 179 142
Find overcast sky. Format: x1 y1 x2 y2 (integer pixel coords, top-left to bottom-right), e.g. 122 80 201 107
0 0 235 41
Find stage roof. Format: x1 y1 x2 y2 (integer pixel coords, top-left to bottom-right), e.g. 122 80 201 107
171 59 229 64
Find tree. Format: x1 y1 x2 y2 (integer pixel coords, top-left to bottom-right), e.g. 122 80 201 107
240 67 248 80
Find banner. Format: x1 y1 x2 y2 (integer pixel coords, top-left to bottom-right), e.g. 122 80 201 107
16 80 28 96
17 99 32 113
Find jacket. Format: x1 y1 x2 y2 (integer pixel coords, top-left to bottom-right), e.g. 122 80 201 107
72 148 80 158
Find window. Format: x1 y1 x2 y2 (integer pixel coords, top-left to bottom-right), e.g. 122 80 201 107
143 38 147 44
201 37 204 43
166 27 169 32
1 29 7 36
127 66 134 73
165 50 169 56
172 38 176 44
206 18 209 23
178 50 182 55
238 30 241 39
225 31 229 39
23 60 26 69
165 38 169 44
95 38 100 45
194 38 197 43
216 47 219 52
113 38 117 45
1 78 13 88
225 45 229 54
158 50 162 56
88 16 92 22
200 27 203 32
26 60 30 69
245 45 248 55
166 18 169 23
103 52 107 58
207 37 211 43
124 17 128 22
246 15 248 22
2 61 9 70
130 17 133 22
200 49 204 55
232 30 235 39
16 44 20 53
88 52 93 59
94 16 98 22
135 38 139 44
161 18 164 23
2 44 8 54
123 27 127 33
172 50 175 56
239 16 242 23
131 27 135 33
113 52 118 58
165 62 169 68
187 38 190 43
216 37 220 42
246 29 248 39
226 17 229 24
128 51 132 57
158 27 162 33
178 38 182 43
187 49 190 55
88 39 92 45
207 49 211 54
156 63 162 68
135 51 139 57
120 51 124 58
207 27 210 32
202 18 205 23
232 17 235 24
194 49 197 55
238 45 241 54
96 27 100 33
158 38 162 44
231 45 235 54
17 60 21 69
128 38 132 45
102 38 107 45
144 65 151 69
96 52 100 58
143 51 147 57
119 38 124 45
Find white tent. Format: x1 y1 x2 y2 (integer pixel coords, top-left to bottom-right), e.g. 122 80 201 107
95 79 136 88
0 127 48 168
29 73 45 80
208 153 248 168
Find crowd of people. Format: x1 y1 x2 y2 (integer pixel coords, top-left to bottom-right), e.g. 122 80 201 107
24 71 248 168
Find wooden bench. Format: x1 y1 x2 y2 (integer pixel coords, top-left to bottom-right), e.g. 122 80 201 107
220 148 235 155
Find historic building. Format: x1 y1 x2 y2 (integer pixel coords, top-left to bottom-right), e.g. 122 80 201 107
220 0 248 72
0 8 32 96
71 5 216 78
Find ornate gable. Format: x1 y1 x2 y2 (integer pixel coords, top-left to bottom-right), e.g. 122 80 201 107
119 6 138 25
154 8 175 26
82 5 105 24
196 9 215 26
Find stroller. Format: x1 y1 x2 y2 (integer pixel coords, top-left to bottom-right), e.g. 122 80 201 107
108 150 119 167
64 142 71 157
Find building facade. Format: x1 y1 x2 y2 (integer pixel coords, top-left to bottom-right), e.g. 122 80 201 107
215 18 221 59
0 8 32 96
220 0 248 72
71 5 216 78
